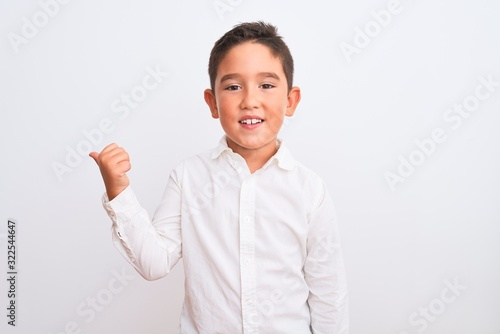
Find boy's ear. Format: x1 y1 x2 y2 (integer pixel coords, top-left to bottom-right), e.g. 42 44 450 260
204 89 219 119
285 86 301 117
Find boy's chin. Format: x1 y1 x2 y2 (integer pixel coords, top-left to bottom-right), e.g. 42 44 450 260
226 136 278 152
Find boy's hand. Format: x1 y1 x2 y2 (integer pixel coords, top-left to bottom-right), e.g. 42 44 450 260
89 143 131 201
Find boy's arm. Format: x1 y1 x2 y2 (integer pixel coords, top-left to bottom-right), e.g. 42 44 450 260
90 144 182 280
304 183 349 333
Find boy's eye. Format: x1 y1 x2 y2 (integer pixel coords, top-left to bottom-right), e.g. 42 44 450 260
225 85 241 91
260 83 275 89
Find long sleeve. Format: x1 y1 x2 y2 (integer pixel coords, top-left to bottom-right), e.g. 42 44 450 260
304 183 349 333
102 170 183 281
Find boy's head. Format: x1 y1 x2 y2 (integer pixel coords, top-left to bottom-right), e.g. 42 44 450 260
208 21 294 92
204 21 301 164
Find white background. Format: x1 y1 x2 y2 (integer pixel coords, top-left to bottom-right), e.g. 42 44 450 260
1 0 499 333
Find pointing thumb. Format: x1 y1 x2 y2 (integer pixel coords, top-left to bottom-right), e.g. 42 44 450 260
89 152 99 165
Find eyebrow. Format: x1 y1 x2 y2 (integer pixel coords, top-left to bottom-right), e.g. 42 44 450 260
219 72 281 83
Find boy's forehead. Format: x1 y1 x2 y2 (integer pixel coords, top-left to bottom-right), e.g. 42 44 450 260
216 42 284 79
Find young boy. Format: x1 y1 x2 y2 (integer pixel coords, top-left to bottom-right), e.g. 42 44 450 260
90 21 348 333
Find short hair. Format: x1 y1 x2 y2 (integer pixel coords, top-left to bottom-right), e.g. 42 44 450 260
208 21 294 92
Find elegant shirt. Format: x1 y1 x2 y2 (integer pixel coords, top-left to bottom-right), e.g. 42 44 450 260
102 136 349 334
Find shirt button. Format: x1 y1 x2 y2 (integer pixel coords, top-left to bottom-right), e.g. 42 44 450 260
243 258 251 265
243 216 251 223
246 299 253 305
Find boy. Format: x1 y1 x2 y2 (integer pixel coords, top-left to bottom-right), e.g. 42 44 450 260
90 21 348 333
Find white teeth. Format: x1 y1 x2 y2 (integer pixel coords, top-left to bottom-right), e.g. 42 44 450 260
240 119 263 124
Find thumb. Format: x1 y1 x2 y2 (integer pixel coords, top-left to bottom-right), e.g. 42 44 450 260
89 151 99 165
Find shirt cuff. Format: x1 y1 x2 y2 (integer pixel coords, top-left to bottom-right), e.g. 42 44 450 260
101 186 141 223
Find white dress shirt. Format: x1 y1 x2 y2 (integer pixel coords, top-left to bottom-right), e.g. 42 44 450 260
102 136 349 334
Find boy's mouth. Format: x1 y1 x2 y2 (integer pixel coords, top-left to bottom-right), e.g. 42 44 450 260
238 118 264 125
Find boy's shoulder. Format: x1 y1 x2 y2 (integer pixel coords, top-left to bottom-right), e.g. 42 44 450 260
168 138 331 210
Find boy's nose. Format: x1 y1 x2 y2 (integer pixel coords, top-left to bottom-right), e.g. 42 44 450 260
240 87 260 110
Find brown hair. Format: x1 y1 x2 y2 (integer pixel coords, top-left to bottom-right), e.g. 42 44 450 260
208 21 294 92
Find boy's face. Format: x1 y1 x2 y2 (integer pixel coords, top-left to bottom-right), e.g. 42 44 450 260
204 42 301 160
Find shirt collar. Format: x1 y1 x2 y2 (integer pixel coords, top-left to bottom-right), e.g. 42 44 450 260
210 135 296 171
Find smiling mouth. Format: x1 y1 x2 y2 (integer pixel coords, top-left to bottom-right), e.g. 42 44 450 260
239 119 264 125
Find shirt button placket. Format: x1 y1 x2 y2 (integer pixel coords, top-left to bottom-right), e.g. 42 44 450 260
239 176 257 333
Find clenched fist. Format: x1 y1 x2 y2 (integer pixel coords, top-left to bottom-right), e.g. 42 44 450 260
89 143 131 201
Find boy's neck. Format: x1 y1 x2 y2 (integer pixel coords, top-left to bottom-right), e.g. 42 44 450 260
226 137 279 173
